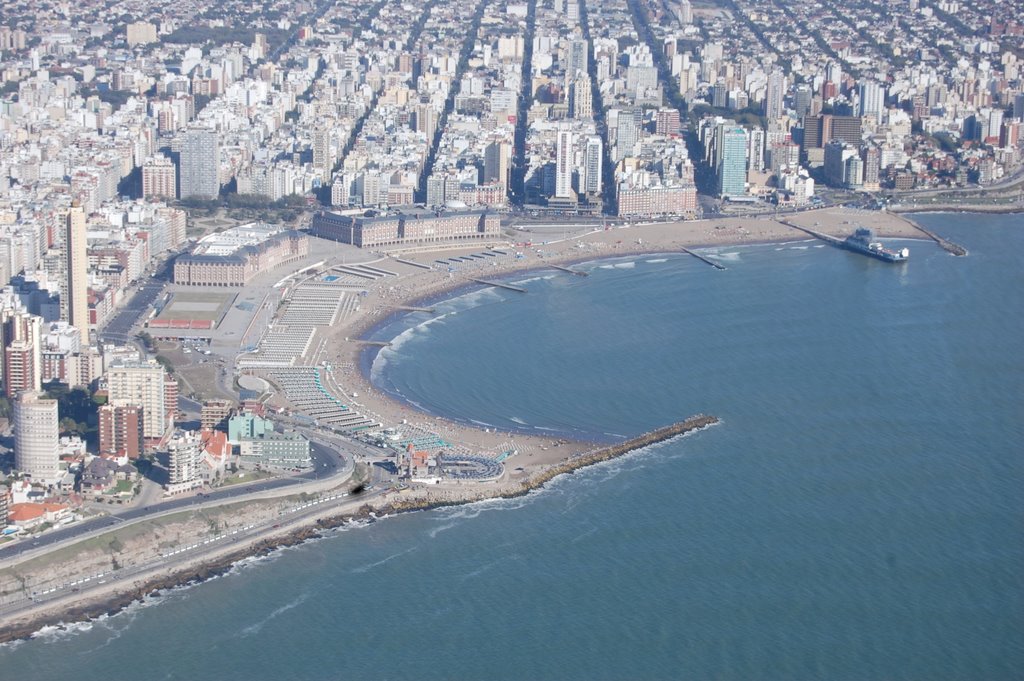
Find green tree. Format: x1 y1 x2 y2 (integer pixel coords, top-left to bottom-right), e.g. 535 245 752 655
44 382 101 447
155 355 175 374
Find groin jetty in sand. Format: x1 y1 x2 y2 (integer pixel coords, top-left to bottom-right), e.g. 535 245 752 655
551 264 589 276
910 222 969 256
679 246 727 270
470 278 527 293
0 414 718 643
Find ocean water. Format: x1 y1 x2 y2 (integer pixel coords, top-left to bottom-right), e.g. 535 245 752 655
1 213 1021 680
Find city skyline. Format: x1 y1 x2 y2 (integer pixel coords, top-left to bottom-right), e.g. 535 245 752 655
0 0 1020 661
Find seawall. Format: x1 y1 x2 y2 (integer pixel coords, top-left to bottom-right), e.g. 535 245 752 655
0 414 718 643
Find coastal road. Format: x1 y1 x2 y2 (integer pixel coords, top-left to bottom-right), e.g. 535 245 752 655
0 486 390 623
0 441 351 562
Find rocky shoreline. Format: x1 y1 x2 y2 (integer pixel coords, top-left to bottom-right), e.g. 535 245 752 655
0 414 718 644
892 204 1024 215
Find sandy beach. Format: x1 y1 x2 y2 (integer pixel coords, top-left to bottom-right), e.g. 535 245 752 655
295 206 930 464
0 206 937 640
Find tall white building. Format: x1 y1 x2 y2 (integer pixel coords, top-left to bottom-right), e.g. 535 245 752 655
555 128 574 199
166 430 201 490
615 109 641 162
678 0 693 24
582 136 603 195
142 155 177 199
2 308 42 398
14 391 60 482
180 128 220 200
858 81 886 120
569 77 592 119
64 203 90 347
765 69 785 121
105 359 172 442
312 127 332 181
567 39 588 77
747 128 766 172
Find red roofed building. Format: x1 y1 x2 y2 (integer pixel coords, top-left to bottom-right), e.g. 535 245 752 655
7 502 69 529
199 428 233 483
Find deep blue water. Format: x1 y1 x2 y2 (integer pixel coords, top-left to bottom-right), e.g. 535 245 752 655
1 213 1021 680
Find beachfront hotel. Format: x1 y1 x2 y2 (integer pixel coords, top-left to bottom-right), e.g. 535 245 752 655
310 209 502 249
173 224 309 286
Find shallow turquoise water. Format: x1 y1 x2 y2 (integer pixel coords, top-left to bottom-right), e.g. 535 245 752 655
1 213 1021 680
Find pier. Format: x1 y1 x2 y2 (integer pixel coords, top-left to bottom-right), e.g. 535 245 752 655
394 305 436 313
551 264 589 276
779 218 968 258
776 219 844 246
471 279 527 293
680 247 727 270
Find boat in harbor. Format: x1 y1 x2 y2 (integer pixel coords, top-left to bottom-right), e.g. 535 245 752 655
843 227 909 262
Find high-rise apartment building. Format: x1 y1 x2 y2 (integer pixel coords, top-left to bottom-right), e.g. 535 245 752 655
858 81 886 120
142 155 177 199
414 104 436 140
98 404 144 459
252 33 268 61
569 77 592 119
793 83 813 120
861 146 881 191
105 359 175 444
167 431 201 489
180 128 220 200
615 109 641 162
14 391 60 482
1 308 42 398
712 81 728 108
747 128 766 172
802 115 863 158
716 124 748 198
64 203 90 347
678 0 693 24
764 69 785 121
582 136 603 196
484 141 511 193
555 128 574 199
655 108 681 135
567 39 588 77
312 127 332 181
1001 120 1021 148
824 140 864 188
161 206 188 251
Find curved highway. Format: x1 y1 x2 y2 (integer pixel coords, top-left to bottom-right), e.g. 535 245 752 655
0 440 352 562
